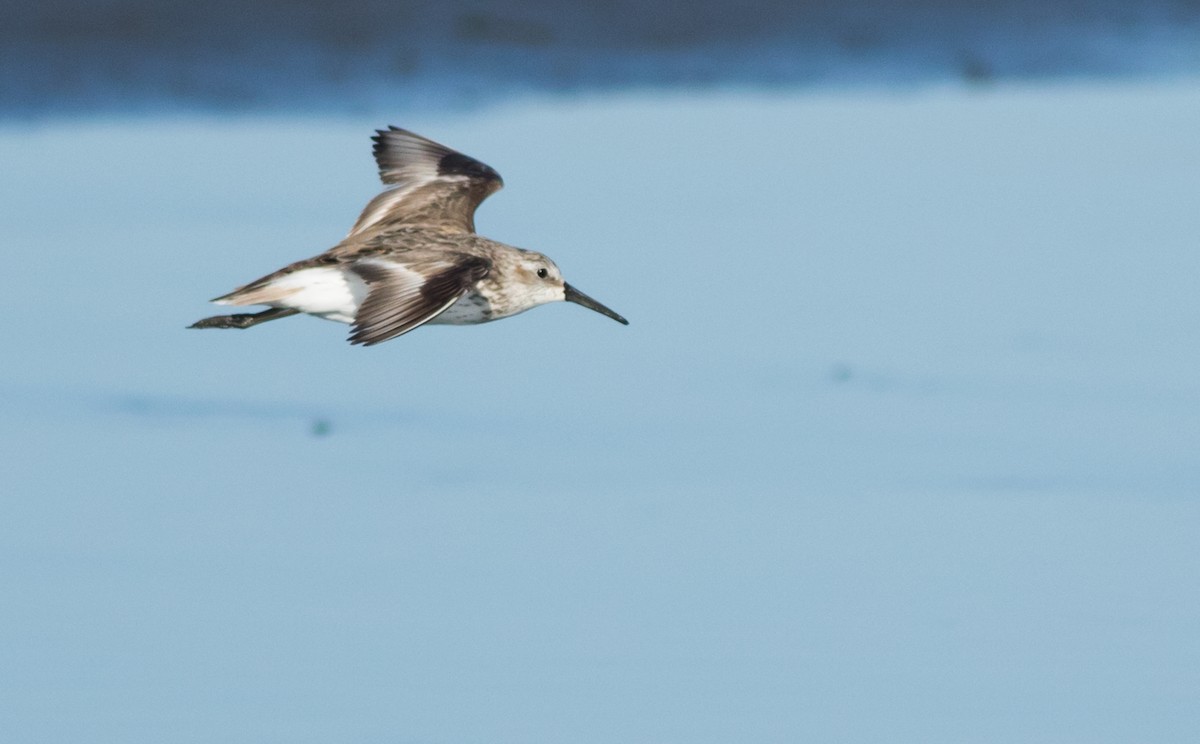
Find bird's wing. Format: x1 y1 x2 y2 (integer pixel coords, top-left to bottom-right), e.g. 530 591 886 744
347 127 504 237
347 255 491 346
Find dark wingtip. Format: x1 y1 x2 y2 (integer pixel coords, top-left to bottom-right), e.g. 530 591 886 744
372 125 405 158
437 151 502 182
347 322 389 347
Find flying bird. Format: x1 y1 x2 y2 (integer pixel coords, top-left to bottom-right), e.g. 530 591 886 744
191 127 628 346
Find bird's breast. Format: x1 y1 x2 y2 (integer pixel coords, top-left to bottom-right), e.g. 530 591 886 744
431 291 496 325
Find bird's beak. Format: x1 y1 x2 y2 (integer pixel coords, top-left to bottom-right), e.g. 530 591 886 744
564 283 629 325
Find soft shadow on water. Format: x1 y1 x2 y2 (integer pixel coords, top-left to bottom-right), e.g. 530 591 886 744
1 82 1198 743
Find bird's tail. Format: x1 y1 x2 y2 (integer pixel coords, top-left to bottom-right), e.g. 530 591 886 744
189 308 299 330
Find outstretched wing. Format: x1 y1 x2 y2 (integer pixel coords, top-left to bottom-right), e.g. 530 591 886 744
347 255 491 346
347 127 504 237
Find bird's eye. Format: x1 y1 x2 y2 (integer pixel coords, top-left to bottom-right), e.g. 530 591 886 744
536 268 549 279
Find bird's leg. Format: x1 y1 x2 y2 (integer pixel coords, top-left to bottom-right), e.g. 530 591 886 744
189 307 300 329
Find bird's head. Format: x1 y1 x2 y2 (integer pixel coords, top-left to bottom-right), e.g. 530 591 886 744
511 251 628 325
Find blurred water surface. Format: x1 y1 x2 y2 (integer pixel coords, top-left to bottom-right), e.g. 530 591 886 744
5 0 1200 116
1 80 1198 742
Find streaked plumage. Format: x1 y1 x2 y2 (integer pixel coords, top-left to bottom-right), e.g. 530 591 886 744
191 126 627 346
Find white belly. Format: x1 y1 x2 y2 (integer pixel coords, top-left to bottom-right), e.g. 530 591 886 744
218 266 497 326
221 266 368 324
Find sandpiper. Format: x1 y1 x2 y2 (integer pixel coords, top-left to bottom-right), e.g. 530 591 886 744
191 126 628 346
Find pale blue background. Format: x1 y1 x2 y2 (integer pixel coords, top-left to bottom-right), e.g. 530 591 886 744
1 13 1199 743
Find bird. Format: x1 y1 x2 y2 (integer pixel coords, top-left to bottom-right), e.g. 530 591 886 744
190 126 628 346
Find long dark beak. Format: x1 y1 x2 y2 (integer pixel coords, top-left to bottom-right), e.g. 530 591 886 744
564 283 629 325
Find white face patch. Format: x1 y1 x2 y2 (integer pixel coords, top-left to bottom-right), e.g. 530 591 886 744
517 255 567 308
